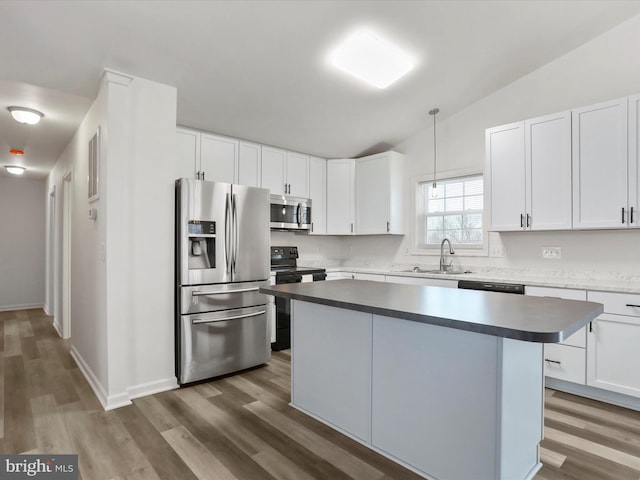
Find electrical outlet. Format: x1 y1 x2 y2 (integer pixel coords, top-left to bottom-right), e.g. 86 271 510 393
490 246 506 258
542 247 561 259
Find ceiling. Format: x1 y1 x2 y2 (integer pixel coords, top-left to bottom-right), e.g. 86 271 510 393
2 1 640 180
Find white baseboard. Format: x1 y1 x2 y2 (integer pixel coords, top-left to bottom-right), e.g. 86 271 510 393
70 345 177 410
0 303 44 312
128 377 179 400
53 321 63 338
43 304 52 316
546 377 640 411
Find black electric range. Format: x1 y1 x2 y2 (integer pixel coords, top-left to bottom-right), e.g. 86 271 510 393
270 246 326 349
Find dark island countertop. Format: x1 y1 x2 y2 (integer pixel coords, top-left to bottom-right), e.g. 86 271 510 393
260 279 604 343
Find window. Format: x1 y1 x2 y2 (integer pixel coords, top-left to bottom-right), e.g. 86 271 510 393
417 174 484 249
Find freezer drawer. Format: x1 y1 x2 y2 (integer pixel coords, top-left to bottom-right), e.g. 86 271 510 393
179 304 270 384
180 280 269 315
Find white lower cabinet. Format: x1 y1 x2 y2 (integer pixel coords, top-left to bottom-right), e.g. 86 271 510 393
353 273 385 281
526 286 587 384
587 291 640 398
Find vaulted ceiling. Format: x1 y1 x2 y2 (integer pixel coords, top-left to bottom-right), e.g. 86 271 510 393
2 0 640 179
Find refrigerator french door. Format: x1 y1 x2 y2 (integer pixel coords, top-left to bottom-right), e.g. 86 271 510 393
176 178 271 384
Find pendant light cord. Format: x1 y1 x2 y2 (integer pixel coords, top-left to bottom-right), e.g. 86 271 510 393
429 108 439 187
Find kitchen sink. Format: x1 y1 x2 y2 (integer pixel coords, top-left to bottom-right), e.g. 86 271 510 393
400 268 472 275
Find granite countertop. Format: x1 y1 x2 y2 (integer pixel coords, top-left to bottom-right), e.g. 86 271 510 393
260 279 604 343
318 266 640 294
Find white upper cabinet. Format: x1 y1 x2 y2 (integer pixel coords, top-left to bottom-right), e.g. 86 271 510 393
176 127 200 180
238 141 261 187
572 98 628 229
326 158 355 234
487 112 571 231
628 94 640 228
355 151 404 234
526 111 573 230
486 122 526 231
200 133 239 183
309 156 327 235
260 147 309 196
260 146 286 194
286 151 310 197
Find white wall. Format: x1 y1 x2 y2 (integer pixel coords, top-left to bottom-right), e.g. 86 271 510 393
302 14 640 274
0 176 46 310
46 70 177 410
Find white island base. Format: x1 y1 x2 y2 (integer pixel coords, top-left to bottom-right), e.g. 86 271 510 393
291 300 544 480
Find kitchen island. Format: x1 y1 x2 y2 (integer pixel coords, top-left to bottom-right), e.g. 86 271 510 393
260 279 603 480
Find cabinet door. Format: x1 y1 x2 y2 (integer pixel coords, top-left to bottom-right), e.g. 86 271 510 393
176 127 200 179
261 146 286 195
326 159 355 234
525 111 572 230
629 94 640 228
356 153 390 234
587 313 640 398
486 122 526 231
286 152 309 197
238 141 261 187
200 134 238 183
309 156 326 235
572 98 628 229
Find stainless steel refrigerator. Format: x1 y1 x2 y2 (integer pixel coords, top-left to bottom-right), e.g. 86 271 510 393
175 178 271 384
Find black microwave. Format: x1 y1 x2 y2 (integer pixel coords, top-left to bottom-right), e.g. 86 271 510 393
270 195 311 231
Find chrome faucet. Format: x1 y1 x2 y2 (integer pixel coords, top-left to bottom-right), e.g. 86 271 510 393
440 238 455 272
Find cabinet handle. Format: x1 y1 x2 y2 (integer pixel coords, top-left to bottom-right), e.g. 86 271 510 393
386 221 390 233
311 222 314 233
622 207 625 224
526 214 531 228
520 214 524 228
589 321 593 333
631 207 635 224
350 223 353 233
202 171 205 180
544 358 561 365
625 304 640 308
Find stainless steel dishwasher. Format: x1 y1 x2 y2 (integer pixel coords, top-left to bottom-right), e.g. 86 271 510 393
457 280 525 295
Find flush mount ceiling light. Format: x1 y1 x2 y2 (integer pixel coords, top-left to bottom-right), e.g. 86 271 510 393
5 166 26 175
330 30 414 89
7 106 44 125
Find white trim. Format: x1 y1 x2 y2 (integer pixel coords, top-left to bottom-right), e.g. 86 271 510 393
70 345 110 409
546 377 640 412
52 320 63 338
128 377 179 400
0 303 43 312
412 168 488 257
70 345 132 411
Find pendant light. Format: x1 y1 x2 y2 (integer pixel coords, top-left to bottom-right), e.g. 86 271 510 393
429 108 439 198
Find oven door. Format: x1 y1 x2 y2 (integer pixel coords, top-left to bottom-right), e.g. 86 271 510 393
270 195 311 230
179 304 270 384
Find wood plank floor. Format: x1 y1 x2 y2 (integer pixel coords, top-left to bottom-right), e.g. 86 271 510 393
2 308 640 480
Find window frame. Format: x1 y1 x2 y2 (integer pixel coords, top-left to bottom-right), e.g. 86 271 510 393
412 168 488 256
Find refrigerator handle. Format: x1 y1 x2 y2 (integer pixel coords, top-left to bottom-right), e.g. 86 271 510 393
232 193 239 273
225 193 231 274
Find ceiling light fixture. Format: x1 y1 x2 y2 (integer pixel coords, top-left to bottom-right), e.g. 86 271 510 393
5 166 26 175
331 30 414 89
429 108 440 198
7 106 44 125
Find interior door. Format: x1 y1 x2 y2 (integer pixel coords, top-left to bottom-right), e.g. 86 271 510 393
231 184 270 282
